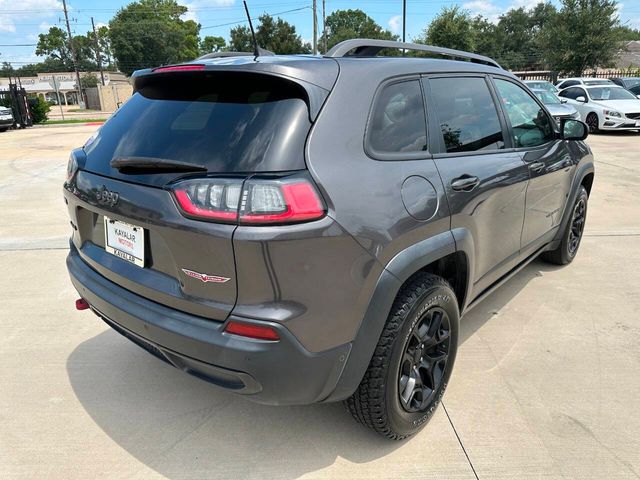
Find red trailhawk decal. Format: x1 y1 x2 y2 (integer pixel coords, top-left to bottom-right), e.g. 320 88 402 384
181 268 230 284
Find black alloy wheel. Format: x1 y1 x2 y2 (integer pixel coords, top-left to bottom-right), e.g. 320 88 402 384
568 196 586 255
399 307 451 413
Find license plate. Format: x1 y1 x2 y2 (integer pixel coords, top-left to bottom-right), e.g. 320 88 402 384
104 216 145 267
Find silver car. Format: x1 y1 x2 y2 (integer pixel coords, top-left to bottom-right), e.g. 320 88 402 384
532 89 580 123
524 80 558 93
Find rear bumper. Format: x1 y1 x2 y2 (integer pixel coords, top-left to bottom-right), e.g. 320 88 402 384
67 243 351 405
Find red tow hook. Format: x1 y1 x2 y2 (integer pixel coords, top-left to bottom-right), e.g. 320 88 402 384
75 298 90 311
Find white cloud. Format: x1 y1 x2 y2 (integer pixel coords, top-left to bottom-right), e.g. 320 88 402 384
0 0 62 33
39 21 53 32
179 0 236 23
388 15 402 34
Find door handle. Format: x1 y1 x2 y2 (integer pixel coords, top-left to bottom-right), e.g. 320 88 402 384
451 175 480 192
529 161 545 172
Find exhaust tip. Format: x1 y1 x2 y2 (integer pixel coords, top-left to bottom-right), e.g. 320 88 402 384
75 298 90 311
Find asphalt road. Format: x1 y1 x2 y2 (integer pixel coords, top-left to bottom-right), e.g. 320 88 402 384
1 125 639 479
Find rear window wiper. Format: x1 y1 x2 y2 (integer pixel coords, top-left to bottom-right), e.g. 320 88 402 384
111 157 208 173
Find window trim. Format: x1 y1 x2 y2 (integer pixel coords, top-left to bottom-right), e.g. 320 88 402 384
424 73 512 158
364 75 431 162
490 75 559 152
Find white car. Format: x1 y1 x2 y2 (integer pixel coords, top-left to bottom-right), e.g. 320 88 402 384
556 77 614 90
558 85 640 133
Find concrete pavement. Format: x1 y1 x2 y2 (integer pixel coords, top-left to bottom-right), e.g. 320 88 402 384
1 125 639 479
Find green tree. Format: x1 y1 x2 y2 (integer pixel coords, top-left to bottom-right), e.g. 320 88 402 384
539 0 621 75
229 14 310 54
322 9 397 50
80 72 99 88
36 26 97 71
109 0 200 76
615 25 640 41
200 36 226 54
417 7 476 52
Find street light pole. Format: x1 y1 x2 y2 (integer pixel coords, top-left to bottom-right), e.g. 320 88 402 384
312 0 318 55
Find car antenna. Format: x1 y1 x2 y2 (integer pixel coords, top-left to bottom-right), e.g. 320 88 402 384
243 1 262 59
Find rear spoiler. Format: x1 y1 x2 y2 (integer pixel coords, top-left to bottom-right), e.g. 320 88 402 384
130 65 334 121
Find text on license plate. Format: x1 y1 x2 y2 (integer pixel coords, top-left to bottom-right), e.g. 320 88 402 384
104 216 145 267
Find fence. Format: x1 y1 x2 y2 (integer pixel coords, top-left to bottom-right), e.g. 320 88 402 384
514 68 640 83
84 83 133 112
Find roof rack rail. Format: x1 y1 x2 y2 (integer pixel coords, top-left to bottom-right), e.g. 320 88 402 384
325 39 502 69
197 50 274 60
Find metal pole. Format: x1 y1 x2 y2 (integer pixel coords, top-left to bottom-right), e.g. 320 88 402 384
62 0 84 108
91 17 106 86
52 75 65 120
312 0 318 55
322 0 326 54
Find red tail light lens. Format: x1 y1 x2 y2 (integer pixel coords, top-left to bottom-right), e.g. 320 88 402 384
224 320 280 341
171 175 325 225
173 178 242 222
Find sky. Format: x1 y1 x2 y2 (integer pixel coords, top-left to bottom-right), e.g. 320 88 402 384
1 0 639 69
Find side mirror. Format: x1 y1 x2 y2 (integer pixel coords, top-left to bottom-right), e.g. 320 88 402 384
560 99 567 104
636 94 640 99
561 119 588 141
576 96 587 103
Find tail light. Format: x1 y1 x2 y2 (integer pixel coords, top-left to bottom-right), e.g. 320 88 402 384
171 175 325 225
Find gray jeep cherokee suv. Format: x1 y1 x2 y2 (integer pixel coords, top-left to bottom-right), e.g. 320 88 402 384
64 39 594 439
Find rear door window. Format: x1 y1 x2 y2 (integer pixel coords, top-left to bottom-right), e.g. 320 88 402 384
429 76 505 153
367 79 427 155
83 72 312 186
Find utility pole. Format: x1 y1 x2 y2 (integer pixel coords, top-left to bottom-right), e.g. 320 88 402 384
322 0 326 54
91 17 105 86
61 0 84 108
312 0 318 55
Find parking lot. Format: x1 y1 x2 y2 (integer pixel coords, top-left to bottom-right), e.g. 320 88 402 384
1 125 639 479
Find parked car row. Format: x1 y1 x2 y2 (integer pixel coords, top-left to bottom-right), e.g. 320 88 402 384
524 76 640 133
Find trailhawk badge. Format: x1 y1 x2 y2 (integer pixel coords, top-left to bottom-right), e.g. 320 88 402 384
181 268 230 284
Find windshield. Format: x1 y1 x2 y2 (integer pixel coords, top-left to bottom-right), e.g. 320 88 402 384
534 91 561 104
527 81 556 92
588 87 638 101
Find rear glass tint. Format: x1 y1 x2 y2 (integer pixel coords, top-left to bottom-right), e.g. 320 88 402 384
84 72 311 175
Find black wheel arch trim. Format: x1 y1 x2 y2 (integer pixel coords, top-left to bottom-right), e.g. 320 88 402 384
322 230 471 402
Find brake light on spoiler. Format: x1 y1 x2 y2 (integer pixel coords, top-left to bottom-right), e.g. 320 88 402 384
153 64 205 73
171 175 326 225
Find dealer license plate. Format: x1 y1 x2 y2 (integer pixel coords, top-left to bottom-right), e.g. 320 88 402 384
104 216 145 267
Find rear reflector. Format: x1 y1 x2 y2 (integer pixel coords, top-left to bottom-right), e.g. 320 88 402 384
75 298 89 310
153 64 205 73
224 321 280 341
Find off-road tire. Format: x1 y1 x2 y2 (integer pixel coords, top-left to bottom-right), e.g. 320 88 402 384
345 272 459 440
542 186 588 265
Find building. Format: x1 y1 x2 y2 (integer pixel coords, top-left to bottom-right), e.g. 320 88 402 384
0 72 130 106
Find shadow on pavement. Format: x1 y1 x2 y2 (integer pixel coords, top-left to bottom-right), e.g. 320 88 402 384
66 258 553 479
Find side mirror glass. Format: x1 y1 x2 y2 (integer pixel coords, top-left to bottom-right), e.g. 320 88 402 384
562 119 588 141
576 96 587 102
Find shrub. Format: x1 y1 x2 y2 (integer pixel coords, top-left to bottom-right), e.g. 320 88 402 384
30 97 51 124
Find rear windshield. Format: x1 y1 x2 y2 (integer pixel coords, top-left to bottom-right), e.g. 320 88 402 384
84 72 311 176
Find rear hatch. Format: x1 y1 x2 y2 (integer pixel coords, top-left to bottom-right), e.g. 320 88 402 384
67 67 324 321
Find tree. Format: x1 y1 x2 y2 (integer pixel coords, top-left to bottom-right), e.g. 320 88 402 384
96 26 115 70
200 36 226 54
539 0 621 75
615 25 640 41
109 0 200 76
80 73 99 88
417 7 476 52
229 14 310 54
36 26 97 71
322 9 397 50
